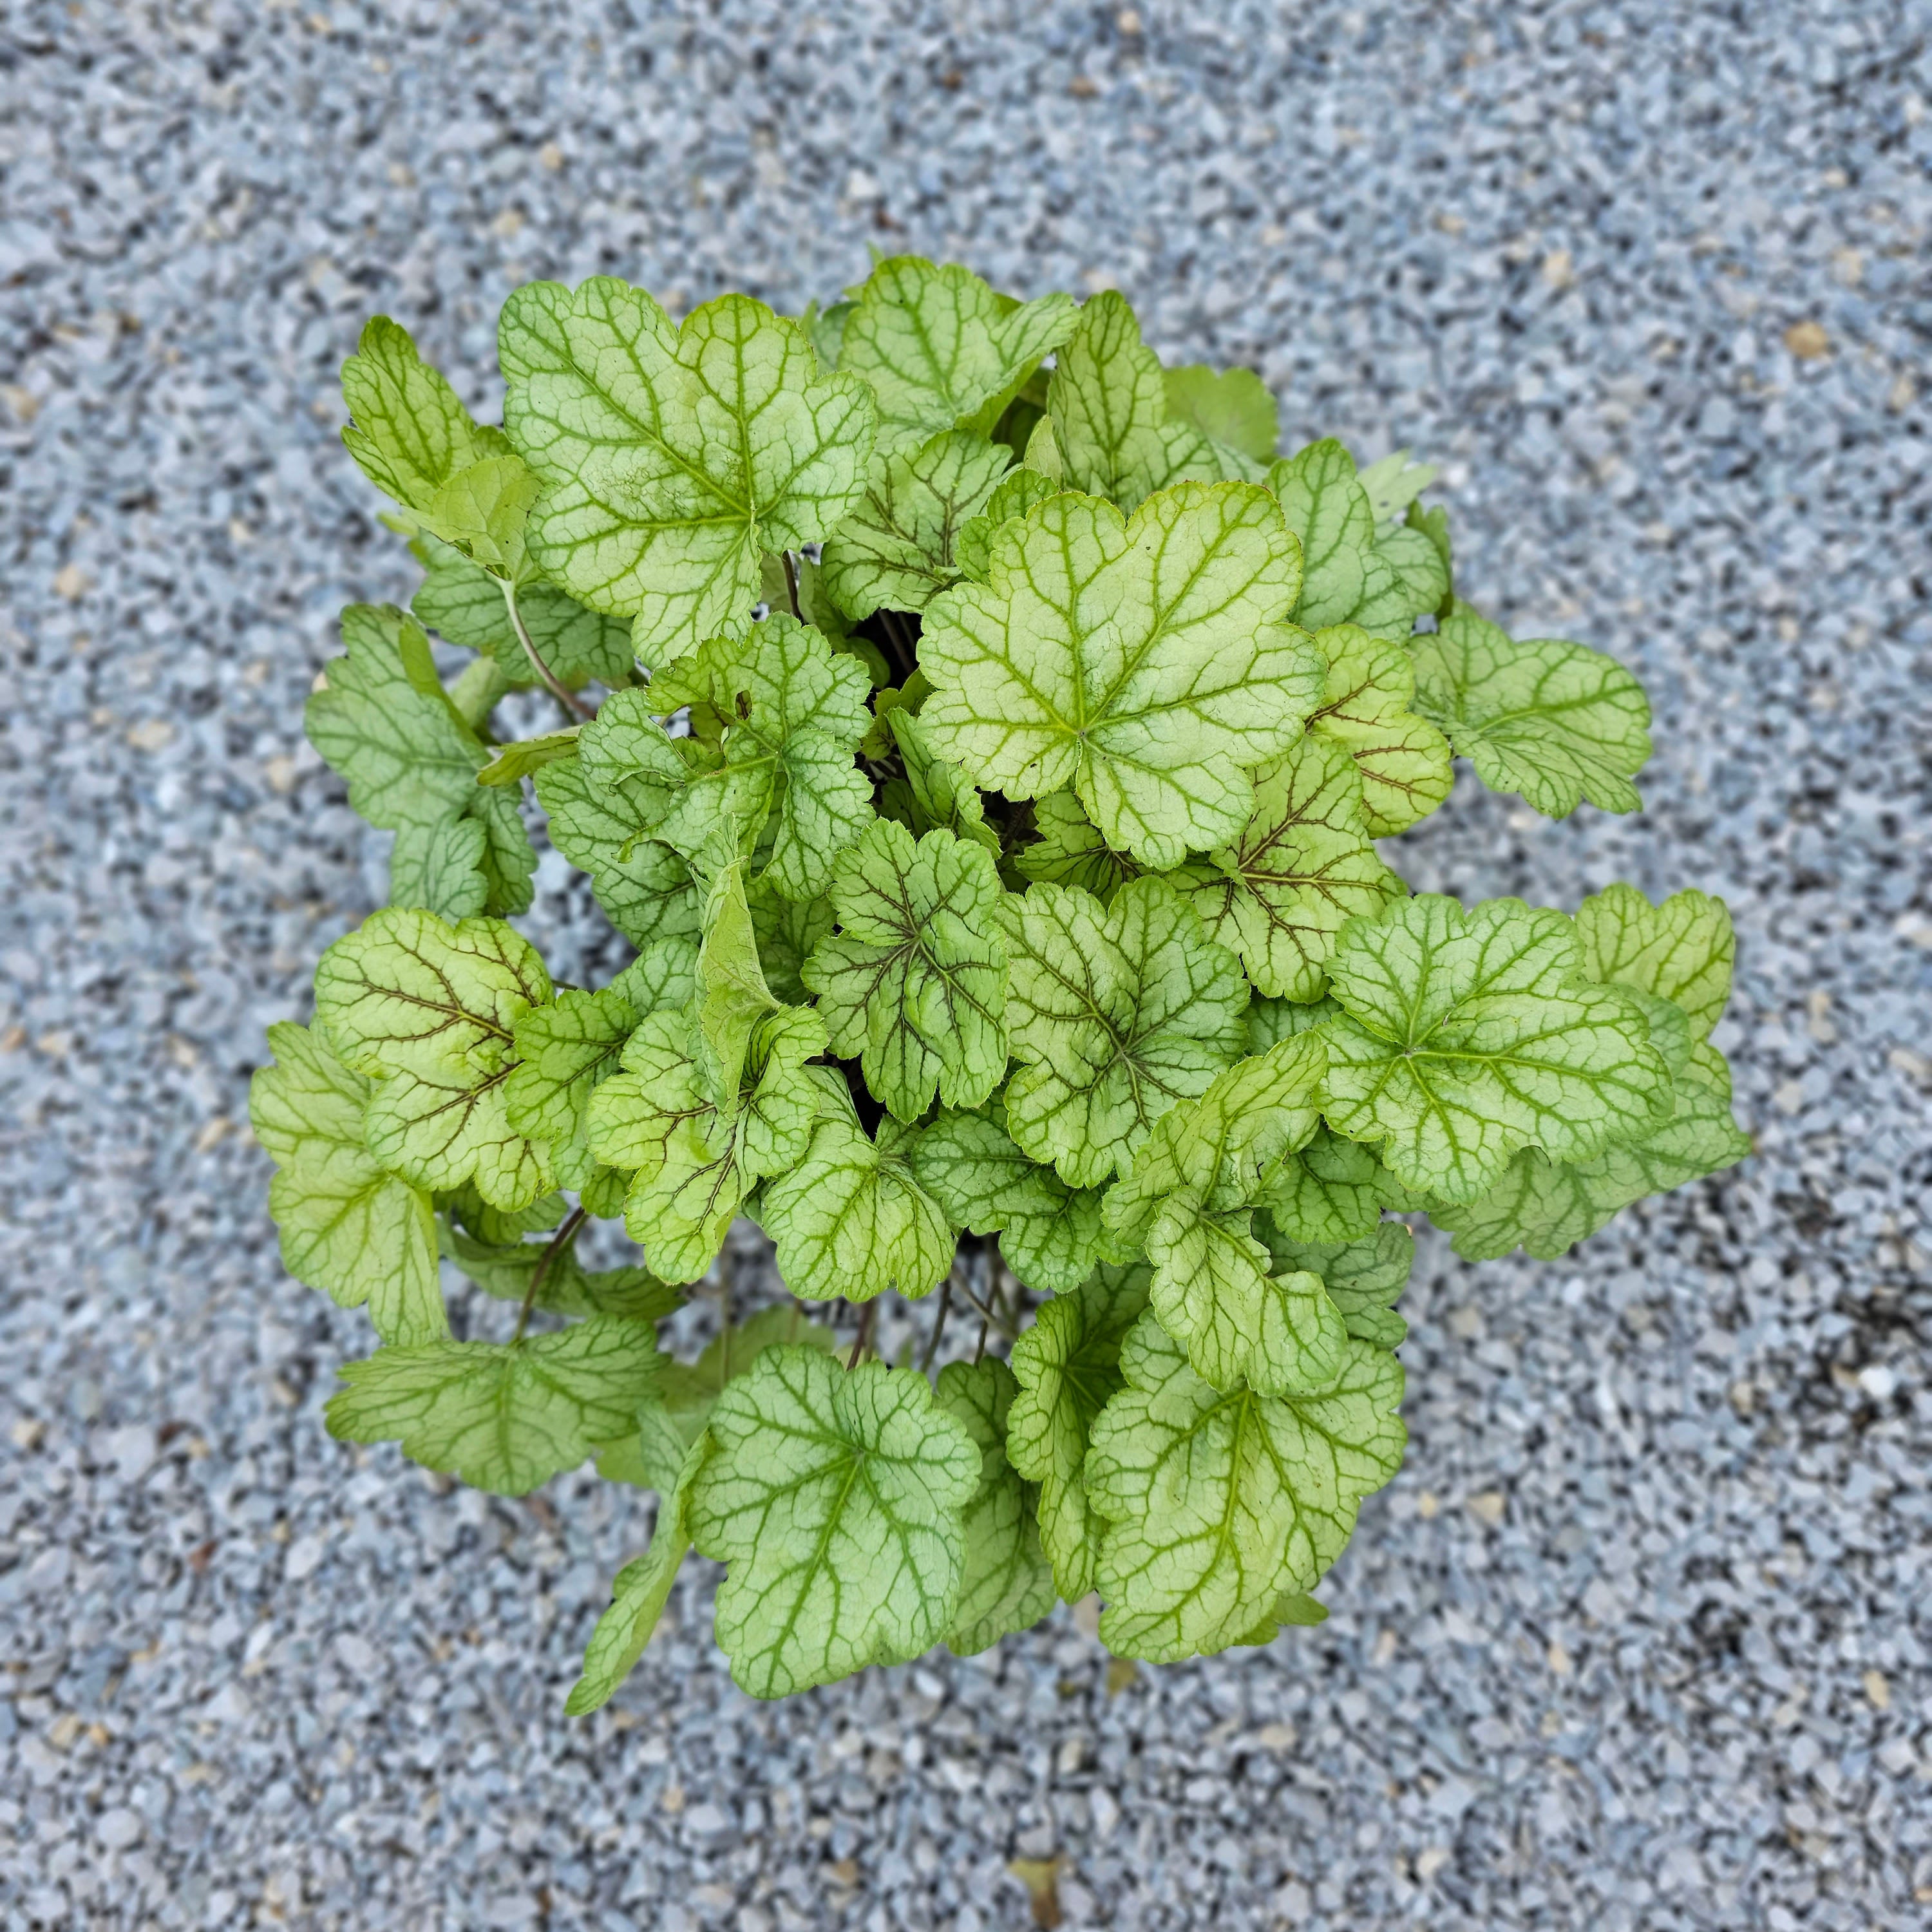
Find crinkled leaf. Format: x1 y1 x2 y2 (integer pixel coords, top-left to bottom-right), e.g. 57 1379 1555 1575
687 1349 981 1697
1012 791 1141 904
934 1359 1057 1656
533 756 702 951
748 878 835 1007
1347 522 1451 635
1431 1081 1751 1262
1256 1220 1414 1350
760 1106 954 1304
909 1107 1115 1296
1320 895 1672 1204
251 1023 447 1345
1259 1123 1418 1243
1085 1313 1405 1662
565 1434 710 1714
1000 877 1249 1187
504 983 639 1189
954 467 1063 582
314 907 556 1211
1247 992 1344 1053
1305 623 1454 837
1266 440 1376 632
307 603 535 918
819 430 1013 618
837 256 1075 455
500 280 876 663
412 532 634 687
1410 603 1651 817
803 819 1008 1122
879 707 1000 857
326 1315 663 1495
1006 1262 1152 1600
920 482 1320 868
1162 363 1280 466
1575 884 1734 1045
1180 734 1406 1001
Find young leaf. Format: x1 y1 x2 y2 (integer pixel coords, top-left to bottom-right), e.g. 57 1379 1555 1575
532 756 702 950
1256 1220 1414 1350
836 256 1075 455
1011 791 1141 904
818 430 1014 618
500 281 876 663
505 982 645 1190
1304 623 1455 837
759 1106 955 1304
1084 1312 1405 1662
1258 1124 1417 1244
954 467 1063 582
1162 363 1280 466
934 1359 1058 1656
1574 884 1734 1044
1265 440 1377 631
908 1106 1114 1296
1000 878 1249 1186
1410 603 1651 817
326 1315 664 1495
1348 521 1451 635
687 1349 981 1697
566 1435 710 1715
306 603 536 919
1354 449 1438 525
918 482 1321 869
251 1023 447 1346
748 878 835 1007
1179 734 1406 1002
802 819 1009 1122
1320 895 1672 1204
340 317 511 518
879 708 1001 857
1004 1262 1151 1600
313 907 557 1211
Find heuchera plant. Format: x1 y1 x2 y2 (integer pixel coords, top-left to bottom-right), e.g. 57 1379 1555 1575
252 258 1750 1707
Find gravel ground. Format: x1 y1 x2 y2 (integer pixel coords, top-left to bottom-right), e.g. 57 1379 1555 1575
4 5 1931 1928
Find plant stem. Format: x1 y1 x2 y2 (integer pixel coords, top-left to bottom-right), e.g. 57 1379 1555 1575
781 549 804 622
501 578 594 721
917 1274 953 1374
512 1206 587 1345
846 1300 876 1370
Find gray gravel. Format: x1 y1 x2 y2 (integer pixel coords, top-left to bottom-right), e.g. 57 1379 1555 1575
4 4 1931 1927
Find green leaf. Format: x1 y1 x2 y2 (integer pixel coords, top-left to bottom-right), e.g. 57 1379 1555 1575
412 533 635 687
934 1359 1058 1656
500 280 876 664
1179 734 1406 1002
836 256 1075 456
1320 895 1672 1204
1431 1080 1751 1262
475 730 581 788
1255 1220 1414 1350
532 756 703 951
919 483 1322 868
760 1103 955 1305
340 316 510 516
1000 877 1249 1186
1410 603 1651 817
1104 1036 1343 1396
687 1349 981 1696
327 1315 664 1495
908 1106 1115 1296
250 1023 447 1345
313 907 557 1211
802 819 1009 1122
879 708 1001 857
1011 791 1141 904
591 615 875 900
1247 992 1344 1052
565 1435 709 1715
819 430 1013 618
1304 623 1455 837
442 1226 682 1324
1162 363 1280 464
1574 884 1734 1045
1258 1124 1418 1243
440 1182 567 1245
414 454 540 581
1347 522 1451 635
748 878 834 1007
1265 440 1376 632
306 604 536 918
1004 1262 1151 1600
954 467 1063 582
1354 449 1439 525
1084 1312 1405 1662
505 983 642 1190
1046 292 1242 511
1406 500 1453 614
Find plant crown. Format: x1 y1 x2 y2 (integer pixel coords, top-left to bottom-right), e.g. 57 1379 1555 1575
254 261 1749 1706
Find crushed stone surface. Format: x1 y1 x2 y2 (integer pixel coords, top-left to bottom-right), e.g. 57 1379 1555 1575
2 4 1929 1928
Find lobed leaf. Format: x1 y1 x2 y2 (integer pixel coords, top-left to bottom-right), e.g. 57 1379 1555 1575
1303 623 1454 837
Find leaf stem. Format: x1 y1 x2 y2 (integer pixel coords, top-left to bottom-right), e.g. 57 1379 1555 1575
917 1274 953 1375
513 1206 586 1345
502 578 595 721
846 1300 876 1370
781 550 804 623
